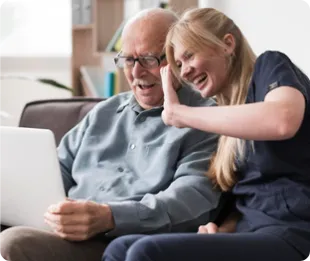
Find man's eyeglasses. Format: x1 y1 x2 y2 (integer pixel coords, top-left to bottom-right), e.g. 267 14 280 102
114 53 166 69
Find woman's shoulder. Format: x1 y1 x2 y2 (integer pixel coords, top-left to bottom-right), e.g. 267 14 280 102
255 50 292 67
253 50 305 80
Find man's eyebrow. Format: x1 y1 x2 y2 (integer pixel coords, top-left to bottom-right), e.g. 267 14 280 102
119 52 160 57
141 52 157 56
119 52 131 57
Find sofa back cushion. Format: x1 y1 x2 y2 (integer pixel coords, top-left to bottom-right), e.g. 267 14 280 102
19 98 103 145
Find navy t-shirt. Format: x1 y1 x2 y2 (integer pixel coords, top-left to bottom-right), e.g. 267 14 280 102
233 51 310 257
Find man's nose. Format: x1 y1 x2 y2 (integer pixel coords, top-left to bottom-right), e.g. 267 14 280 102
132 61 147 78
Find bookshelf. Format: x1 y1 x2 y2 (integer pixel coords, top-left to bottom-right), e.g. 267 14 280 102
71 0 198 97
169 0 198 14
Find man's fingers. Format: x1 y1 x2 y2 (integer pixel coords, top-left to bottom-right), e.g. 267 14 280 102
47 199 84 214
53 230 90 242
45 218 88 234
44 216 93 241
44 211 89 226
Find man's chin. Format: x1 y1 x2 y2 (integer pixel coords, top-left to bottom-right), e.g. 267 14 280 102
137 98 163 110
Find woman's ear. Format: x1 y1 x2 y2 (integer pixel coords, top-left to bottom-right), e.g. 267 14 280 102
223 34 235 55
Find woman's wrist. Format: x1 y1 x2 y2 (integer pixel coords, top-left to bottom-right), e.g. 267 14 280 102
172 104 188 128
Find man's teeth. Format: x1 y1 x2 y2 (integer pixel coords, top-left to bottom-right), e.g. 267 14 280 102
193 74 207 85
139 84 154 89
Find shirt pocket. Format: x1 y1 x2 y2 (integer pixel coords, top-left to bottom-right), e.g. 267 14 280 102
127 141 179 184
143 142 179 170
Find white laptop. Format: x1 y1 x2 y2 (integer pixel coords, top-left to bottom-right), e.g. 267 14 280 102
0 126 66 230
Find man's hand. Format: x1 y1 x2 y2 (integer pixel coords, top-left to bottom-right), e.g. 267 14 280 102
160 65 184 128
44 199 114 241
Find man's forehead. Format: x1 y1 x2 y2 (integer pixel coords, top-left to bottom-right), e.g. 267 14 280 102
121 49 162 56
122 21 165 56
121 38 164 56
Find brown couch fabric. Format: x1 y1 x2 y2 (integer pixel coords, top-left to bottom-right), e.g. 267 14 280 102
18 98 103 145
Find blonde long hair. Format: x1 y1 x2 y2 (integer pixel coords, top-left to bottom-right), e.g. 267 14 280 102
166 8 256 191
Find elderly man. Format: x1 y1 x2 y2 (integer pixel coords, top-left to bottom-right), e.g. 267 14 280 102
1 8 220 261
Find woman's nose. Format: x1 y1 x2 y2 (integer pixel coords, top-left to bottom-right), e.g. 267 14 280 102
180 65 193 80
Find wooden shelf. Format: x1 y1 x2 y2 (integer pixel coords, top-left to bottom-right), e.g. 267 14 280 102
71 0 198 97
168 0 199 14
73 24 94 30
93 0 124 54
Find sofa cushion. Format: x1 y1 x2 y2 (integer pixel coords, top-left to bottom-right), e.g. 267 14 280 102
19 98 103 145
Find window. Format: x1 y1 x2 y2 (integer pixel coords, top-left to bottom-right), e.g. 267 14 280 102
0 0 71 57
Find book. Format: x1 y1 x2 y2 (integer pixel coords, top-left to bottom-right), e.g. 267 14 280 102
72 0 82 25
114 70 120 95
81 0 92 25
105 20 127 52
80 66 105 97
160 1 168 9
103 72 115 98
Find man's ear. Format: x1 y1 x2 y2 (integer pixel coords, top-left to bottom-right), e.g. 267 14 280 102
223 34 235 55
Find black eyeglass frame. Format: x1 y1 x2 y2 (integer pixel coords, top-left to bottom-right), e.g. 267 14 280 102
114 53 166 69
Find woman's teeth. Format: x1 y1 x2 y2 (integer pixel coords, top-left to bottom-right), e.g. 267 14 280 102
193 74 208 85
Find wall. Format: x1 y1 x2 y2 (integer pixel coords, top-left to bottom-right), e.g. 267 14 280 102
199 0 310 76
0 57 72 126
2 0 309 127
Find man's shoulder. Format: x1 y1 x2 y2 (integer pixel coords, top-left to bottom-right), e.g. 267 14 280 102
92 91 133 114
182 85 216 107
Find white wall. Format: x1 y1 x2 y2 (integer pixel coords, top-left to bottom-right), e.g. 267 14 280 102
2 0 309 127
0 57 72 126
199 0 310 76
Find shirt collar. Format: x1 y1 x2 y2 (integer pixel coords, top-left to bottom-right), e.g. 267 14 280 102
116 84 193 113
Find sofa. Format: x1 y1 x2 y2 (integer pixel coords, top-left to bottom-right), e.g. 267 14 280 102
18 97 104 145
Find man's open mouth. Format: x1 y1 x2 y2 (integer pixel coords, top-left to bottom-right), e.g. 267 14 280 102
138 84 155 90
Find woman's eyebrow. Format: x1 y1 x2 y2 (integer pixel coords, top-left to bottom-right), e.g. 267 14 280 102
182 50 192 58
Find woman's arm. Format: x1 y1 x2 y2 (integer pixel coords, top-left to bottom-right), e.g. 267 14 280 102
168 87 305 141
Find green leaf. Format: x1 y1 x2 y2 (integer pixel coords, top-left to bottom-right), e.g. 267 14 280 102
38 78 72 92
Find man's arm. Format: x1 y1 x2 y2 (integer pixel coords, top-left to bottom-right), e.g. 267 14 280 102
57 111 93 194
106 131 221 236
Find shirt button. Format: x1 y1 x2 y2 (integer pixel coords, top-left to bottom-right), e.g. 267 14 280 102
99 185 105 191
118 167 124 172
130 144 136 150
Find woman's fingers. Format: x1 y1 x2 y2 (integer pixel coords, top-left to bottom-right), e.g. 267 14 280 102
197 222 219 234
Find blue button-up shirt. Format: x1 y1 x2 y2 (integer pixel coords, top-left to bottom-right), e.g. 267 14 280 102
57 85 220 236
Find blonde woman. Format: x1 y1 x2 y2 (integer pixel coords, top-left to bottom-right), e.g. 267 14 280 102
102 8 310 261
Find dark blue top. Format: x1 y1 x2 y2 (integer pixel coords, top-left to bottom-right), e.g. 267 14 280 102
233 51 310 257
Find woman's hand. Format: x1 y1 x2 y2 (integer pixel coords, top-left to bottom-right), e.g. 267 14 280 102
197 222 219 234
160 65 183 128
198 212 240 234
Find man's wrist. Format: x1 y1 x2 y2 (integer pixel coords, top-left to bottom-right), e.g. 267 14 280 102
101 204 115 232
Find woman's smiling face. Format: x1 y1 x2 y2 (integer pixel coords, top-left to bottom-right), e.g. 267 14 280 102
173 42 229 98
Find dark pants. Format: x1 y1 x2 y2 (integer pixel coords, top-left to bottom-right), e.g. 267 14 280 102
102 233 304 261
